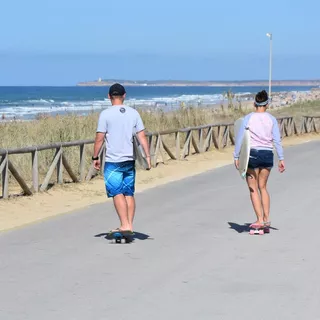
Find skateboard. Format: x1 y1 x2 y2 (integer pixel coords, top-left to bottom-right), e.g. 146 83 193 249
263 222 271 234
108 230 135 244
249 224 265 235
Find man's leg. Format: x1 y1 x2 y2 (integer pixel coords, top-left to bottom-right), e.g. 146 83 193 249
123 161 136 231
125 196 136 231
113 195 131 231
104 162 131 231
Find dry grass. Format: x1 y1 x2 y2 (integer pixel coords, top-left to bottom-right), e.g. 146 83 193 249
1 99 320 189
268 99 320 129
0 103 249 149
269 99 320 117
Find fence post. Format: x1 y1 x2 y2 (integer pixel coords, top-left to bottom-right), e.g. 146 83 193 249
79 144 86 182
32 150 39 192
175 132 180 160
57 146 63 184
1 154 9 199
199 129 204 152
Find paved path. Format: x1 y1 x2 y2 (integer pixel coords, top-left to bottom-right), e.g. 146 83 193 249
1 141 320 320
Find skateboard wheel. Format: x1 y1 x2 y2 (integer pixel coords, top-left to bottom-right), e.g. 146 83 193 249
121 238 126 244
249 230 255 235
259 229 264 235
111 239 116 244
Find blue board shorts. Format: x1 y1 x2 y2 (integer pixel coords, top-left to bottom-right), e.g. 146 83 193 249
104 161 136 198
248 149 274 169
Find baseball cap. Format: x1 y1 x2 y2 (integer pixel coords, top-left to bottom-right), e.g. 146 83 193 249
109 83 126 96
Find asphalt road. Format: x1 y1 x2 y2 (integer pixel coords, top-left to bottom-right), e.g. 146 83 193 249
1 141 320 320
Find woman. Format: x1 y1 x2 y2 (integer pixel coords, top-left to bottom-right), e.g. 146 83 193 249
233 90 285 234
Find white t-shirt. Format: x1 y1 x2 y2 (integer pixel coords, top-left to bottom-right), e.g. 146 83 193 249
96 105 145 163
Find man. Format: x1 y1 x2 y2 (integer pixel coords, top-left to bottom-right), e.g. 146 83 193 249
92 83 151 232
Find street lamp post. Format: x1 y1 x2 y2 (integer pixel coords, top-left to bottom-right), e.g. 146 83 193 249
266 33 273 100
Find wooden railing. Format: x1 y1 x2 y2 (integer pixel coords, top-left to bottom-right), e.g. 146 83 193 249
301 115 320 134
0 140 94 199
0 116 317 199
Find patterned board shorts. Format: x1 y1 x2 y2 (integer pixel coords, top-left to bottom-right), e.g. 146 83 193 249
104 161 136 198
248 149 274 170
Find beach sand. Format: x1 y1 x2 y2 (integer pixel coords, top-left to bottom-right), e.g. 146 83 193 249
0 133 319 233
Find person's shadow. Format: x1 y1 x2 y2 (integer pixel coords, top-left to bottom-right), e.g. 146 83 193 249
228 222 279 233
94 231 153 242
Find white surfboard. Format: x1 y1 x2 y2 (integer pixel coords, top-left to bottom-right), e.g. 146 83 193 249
234 117 251 179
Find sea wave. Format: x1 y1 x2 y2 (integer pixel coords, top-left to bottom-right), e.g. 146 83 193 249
0 93 233 120
1 90 294 120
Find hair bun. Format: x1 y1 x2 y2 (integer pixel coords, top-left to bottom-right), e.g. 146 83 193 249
255 90 268 104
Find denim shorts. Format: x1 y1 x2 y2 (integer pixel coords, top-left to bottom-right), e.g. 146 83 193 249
104 161 136 198
248 149 274 169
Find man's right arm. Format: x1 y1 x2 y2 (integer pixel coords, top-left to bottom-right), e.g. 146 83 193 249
92 112 107 170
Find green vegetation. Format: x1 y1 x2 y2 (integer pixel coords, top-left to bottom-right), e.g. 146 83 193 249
0 98 319 187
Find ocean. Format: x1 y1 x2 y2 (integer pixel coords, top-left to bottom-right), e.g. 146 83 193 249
0 85 314 120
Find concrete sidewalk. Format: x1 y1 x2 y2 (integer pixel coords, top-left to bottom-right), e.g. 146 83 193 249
0 141 319 320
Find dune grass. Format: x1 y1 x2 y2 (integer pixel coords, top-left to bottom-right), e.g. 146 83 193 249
1 99 319 190
269 99 320 117
0 102 249 149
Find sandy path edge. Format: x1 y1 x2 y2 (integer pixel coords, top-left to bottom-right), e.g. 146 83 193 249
0 133 319 233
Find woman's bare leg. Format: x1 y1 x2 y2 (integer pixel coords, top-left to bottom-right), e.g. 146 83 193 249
246 168 264 224
258 168 271 223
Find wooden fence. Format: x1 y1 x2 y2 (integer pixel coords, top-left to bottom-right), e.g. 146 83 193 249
0 115 318 199
301 115 320 134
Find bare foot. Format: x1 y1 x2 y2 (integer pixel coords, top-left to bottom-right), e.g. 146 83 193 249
250 221 264 228
110 227 132 233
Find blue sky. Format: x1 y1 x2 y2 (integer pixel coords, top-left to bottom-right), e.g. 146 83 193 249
0 0 319 85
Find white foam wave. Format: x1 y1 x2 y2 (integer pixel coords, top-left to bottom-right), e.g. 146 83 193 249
235 92 252 96
0 93 241 119
23 99 54 104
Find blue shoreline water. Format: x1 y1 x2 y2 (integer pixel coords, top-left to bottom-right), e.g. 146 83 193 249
0 86 315 120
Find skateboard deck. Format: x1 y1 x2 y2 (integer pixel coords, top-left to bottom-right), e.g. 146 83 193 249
263 223 271 234
249 223 271 235
249 224 265 235
108 230 135 244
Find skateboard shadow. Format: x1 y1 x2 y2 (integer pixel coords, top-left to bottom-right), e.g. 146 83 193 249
228 222 251 233
94 231 153 241
228 222 279 233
